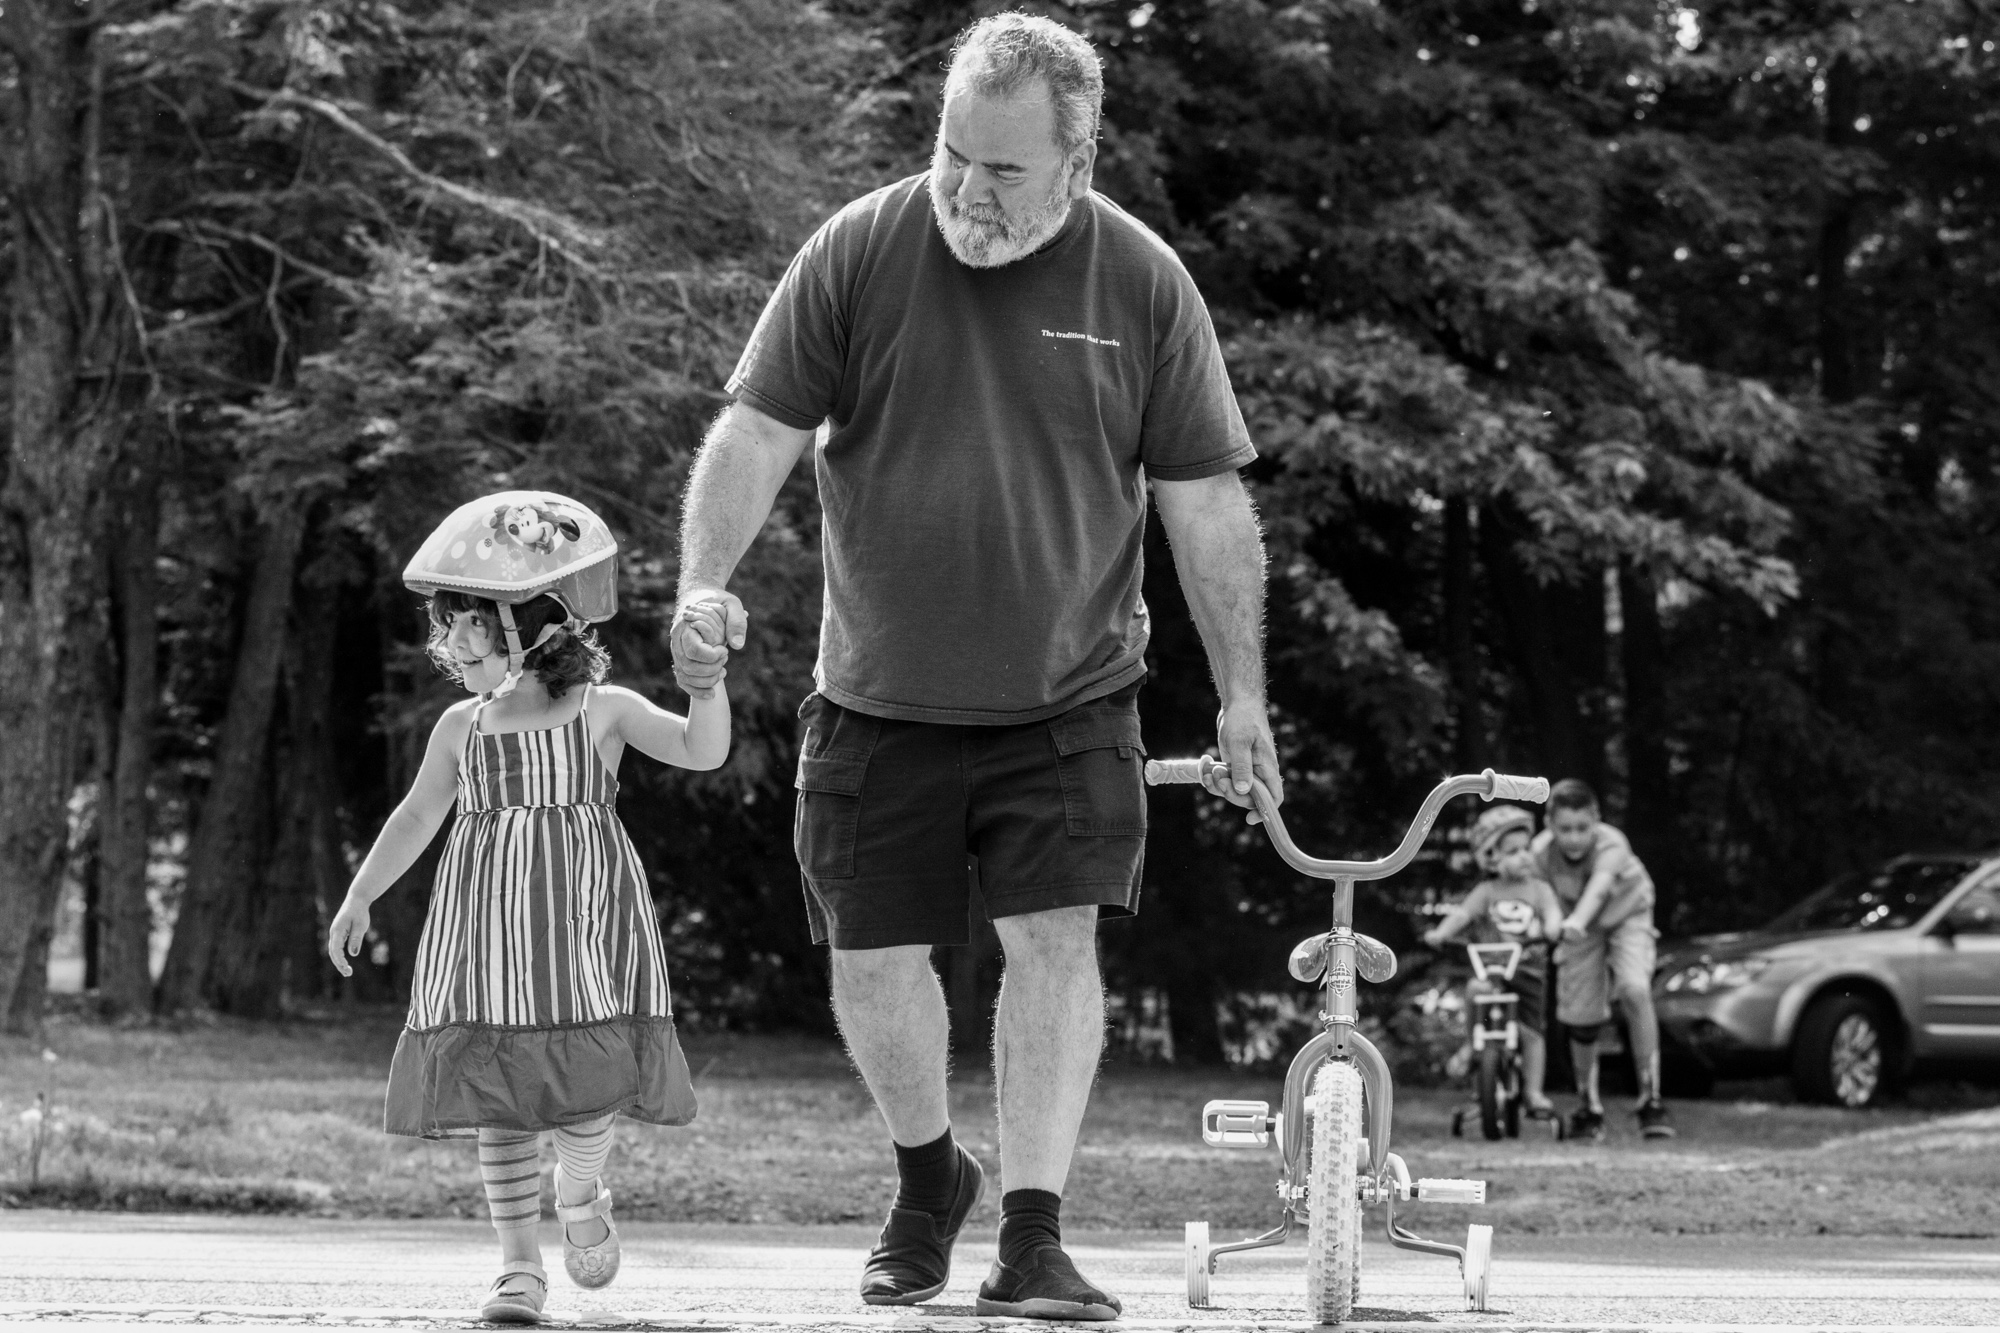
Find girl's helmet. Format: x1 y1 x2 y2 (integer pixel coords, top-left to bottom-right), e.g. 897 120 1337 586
1470 803 1537 872
403 490 617 696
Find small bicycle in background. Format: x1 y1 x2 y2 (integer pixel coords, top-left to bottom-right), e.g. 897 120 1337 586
1448 942 1564 1142
1146 758 1549 1323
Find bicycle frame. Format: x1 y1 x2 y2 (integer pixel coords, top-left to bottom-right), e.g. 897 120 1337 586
1466 943 1525 1054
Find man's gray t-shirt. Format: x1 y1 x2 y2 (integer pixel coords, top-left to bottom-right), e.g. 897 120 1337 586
727 173 1255 724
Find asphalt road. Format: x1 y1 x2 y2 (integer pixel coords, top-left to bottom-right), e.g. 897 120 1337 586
2 1212 1996 1330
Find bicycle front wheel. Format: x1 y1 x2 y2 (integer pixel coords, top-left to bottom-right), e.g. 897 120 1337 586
1477 1045 1504 1141
1305 1061 1364 1324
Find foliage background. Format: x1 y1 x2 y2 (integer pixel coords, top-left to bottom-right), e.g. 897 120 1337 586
2 0 1996 1061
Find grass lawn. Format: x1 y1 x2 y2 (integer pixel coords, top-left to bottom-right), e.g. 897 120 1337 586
4 1008 1997 1237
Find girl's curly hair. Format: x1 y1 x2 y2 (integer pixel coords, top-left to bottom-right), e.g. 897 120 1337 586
425 589 609 699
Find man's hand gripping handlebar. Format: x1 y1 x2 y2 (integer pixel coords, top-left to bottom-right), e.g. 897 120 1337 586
1144 758 1551 881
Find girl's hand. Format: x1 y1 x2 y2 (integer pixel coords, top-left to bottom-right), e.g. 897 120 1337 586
327 895 371 978
682 601 728 649
1422 928 1445 950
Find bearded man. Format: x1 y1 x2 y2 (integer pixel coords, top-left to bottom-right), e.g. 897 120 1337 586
670 13 1279 1319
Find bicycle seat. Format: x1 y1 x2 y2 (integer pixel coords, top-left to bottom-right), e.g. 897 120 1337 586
1288 930 1397 985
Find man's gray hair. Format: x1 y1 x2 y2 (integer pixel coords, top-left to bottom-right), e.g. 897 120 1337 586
945 13 1104 157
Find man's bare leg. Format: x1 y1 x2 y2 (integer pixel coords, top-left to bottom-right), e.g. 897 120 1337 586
831 944 951 1147
972 904 1120 1319
836 943 985 1305
992 905 1105 1194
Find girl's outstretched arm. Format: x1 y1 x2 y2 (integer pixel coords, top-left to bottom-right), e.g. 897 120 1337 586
598 679 731 771
1422 905 1473 950
326 704 468 976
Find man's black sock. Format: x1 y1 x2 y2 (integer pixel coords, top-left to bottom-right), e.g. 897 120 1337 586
998 1188 1063 1266
891 1127 962 1221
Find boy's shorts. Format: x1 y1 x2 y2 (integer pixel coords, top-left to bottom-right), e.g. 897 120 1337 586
791 683 1147 950
1554 913 1658 1027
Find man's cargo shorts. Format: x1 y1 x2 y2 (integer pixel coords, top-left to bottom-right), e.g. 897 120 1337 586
791 683 1147 949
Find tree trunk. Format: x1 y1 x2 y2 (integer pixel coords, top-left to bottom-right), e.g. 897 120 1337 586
1817 54 1860 403
0 1 108 1035
1477 515 1601 790
214 573 340 1016
1618 561 1674 917
207 733 282 1016
289 592 349 1004
154 501 307 1013
97 434 162 1013
1442 497 1484 769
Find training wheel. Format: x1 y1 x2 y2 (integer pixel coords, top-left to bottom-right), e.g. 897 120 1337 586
1462 1223 1493 1311
1185 1221 1212 1307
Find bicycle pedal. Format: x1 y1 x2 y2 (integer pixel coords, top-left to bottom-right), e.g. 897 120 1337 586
1201 1099 1274 1147
1413 1177 1487 1205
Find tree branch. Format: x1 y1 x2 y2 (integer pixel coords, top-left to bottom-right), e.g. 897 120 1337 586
223 80 603 274
145 219 361 295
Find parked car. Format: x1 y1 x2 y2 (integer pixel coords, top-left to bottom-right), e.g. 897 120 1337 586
1654 854 2000 1107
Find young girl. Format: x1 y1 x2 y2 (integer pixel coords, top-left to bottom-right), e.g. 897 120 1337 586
327 491 728 1324
1425 804 1564 1116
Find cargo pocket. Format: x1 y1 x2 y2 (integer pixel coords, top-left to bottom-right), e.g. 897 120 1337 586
793 695 875 880
1048 703 1148 837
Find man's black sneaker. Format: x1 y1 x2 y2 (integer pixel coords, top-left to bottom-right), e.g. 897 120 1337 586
1567 1106 1605 1141
1637 1099 1676 1139
976 1245 1123 1321
859 1147 984 1305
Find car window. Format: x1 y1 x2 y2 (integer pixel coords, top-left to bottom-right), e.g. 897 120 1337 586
1766 859 1981 934
1947 884 2000 935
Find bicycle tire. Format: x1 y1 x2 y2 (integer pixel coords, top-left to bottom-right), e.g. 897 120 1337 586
1184 1221 1210 1308
1477 1044 1503 1141
1305 1061 1364 1324
1503 1049 1523 1139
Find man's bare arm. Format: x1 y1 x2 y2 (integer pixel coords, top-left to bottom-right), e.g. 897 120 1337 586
1151 470 1283 813
672 402 816 694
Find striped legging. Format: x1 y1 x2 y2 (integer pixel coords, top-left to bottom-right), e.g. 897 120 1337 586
476 1116 616 1231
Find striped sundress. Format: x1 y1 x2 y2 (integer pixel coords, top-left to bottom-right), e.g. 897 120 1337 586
384 686 697 1139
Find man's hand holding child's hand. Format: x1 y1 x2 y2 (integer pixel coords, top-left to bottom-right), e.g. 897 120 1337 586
671 597 735 699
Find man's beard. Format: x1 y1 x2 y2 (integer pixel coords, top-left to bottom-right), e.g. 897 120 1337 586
929 162 1073 269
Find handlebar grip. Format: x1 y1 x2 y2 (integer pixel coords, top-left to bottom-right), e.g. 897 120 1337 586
1145 757 1216 786
1483 769 1550 804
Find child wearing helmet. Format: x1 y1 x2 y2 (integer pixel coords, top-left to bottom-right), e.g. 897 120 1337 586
325 491 730 1324
1423 804 1564 1113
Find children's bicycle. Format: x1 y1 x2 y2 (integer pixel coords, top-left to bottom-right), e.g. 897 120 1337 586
1448 942 1561 1143
1145 759 1549 1323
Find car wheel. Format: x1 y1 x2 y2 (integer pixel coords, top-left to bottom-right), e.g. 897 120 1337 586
1792 993 1893 1107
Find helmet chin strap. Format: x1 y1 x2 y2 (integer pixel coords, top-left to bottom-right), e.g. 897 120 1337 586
486 603 563 699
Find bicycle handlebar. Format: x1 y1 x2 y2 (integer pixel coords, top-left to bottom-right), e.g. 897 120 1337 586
1486 772 1550 803
1142 761 1549 882
1143 757 1209 785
